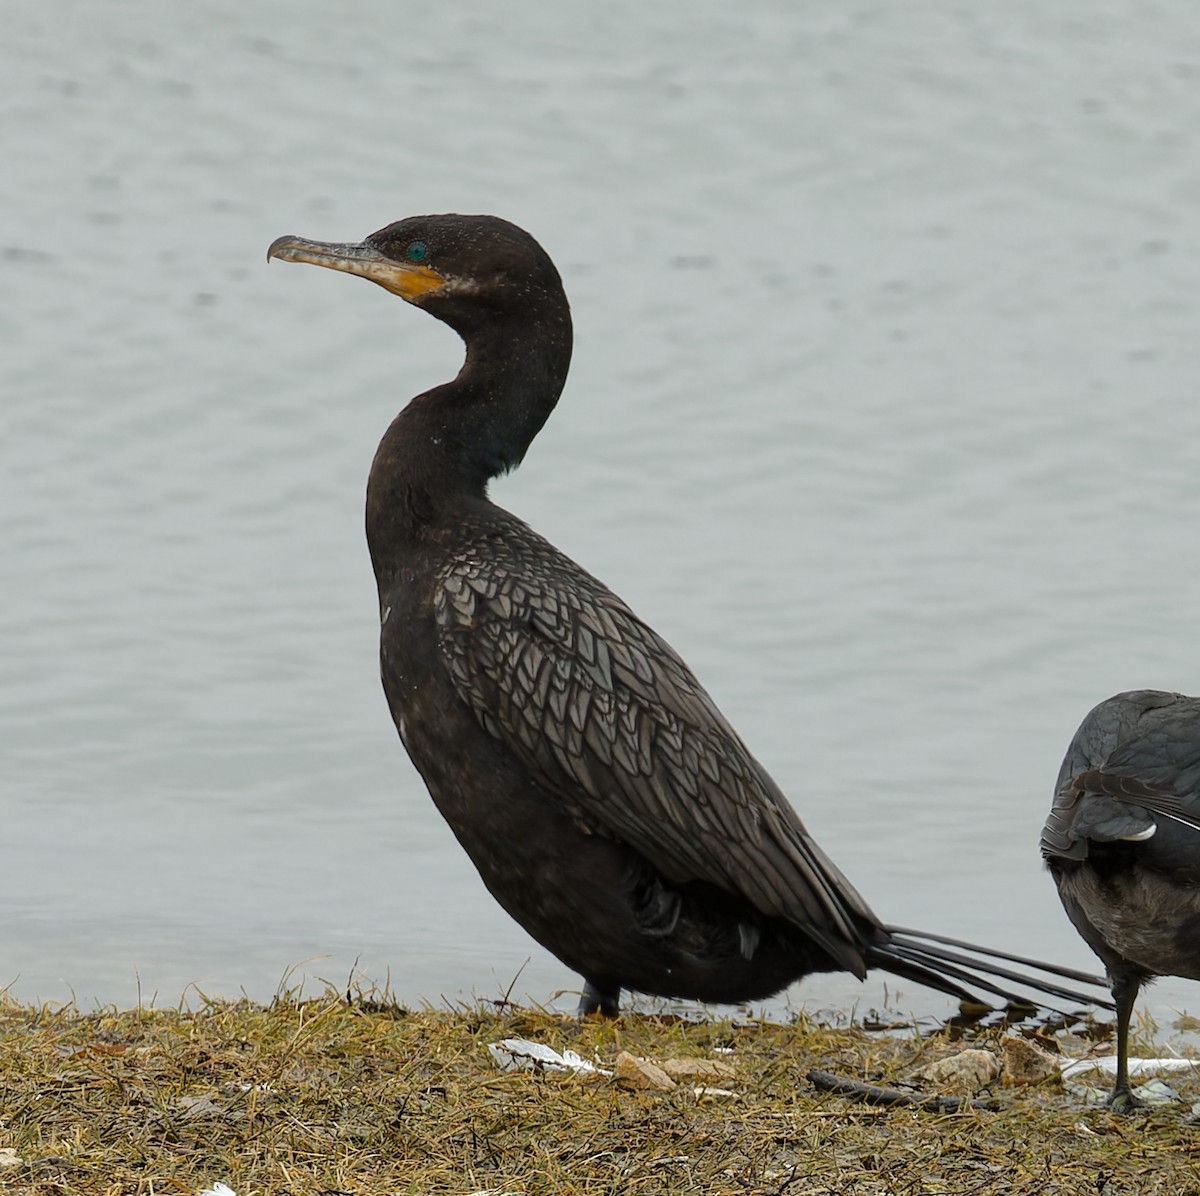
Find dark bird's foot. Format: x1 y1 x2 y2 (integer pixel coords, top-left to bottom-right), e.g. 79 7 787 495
577 981 621 1018
1107 1085 1142 1115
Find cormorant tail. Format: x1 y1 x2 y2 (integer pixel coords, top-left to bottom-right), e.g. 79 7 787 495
872 926 1114 1010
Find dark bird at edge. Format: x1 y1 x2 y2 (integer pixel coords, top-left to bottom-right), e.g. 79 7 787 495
1042 688 1200 1110
268 213 1109 1018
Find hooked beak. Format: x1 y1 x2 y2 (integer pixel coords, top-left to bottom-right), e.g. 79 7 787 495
266 235 445 302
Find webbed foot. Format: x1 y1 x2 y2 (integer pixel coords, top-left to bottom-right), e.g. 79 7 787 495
1107 1084 1142 1115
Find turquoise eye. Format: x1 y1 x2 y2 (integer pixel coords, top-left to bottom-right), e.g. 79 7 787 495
406 241 428 262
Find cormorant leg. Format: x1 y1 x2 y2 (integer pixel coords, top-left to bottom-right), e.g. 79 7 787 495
1108 970 1143 1114
577 980 621 1018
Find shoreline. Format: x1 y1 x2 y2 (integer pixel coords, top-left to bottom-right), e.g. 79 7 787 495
1 990 1197 1194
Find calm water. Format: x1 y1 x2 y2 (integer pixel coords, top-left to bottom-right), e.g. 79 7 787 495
5 2 1200 1029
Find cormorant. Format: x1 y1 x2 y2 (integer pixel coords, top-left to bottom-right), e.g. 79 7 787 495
1042 688 1200 1110
269 213 1107 1017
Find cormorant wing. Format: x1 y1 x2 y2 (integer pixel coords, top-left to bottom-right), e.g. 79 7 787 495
1042 690 1200 859
434 523 877 977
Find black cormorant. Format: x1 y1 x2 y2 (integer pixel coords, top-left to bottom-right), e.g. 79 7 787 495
269 213 1107 1017
1042 688 1200 1109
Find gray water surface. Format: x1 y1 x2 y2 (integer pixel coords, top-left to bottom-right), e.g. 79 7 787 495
6 2 1200 1029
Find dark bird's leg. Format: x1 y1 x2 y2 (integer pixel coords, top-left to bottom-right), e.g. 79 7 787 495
1108 968 1145 1113
577 980 621 1018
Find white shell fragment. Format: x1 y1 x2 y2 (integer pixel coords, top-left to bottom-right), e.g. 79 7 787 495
1059 1056 1198 1079
692 1086 738 1102
487 1038 611 1076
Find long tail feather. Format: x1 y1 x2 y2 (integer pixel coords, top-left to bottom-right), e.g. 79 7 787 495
867 927 1114 1011
885 925 1110 986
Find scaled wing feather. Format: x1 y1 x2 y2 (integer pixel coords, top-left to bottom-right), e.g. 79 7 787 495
433 527 875 974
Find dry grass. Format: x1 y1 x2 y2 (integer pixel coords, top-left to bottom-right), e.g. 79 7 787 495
0 989 1198 1196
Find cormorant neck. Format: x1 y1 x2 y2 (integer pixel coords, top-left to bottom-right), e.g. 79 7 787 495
366 296 573 557
453 305 572 484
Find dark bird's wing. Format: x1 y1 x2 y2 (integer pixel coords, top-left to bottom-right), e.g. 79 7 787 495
1042 690 1200 859
434 524 877 977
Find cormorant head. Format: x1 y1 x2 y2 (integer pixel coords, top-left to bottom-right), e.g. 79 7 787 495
268 213 567 339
